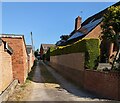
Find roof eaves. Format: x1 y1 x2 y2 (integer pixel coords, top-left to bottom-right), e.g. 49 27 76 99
0 34 24 39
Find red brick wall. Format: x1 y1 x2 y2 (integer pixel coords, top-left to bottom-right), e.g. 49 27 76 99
84 70 120 100
49 62 84 87
2 37 28 84
50 53 85 87
0 42 13 94
50 53 85 71
50 53 120 100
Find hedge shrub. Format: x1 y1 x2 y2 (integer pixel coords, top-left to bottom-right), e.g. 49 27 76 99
45 49 50 61
50 38 100 69
45 46 56 61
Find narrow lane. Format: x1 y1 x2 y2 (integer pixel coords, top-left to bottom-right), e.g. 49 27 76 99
25 60 110 101
26 61 76 101
27 61 53 101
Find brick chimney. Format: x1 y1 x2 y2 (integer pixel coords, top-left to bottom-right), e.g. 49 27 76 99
75 16 82 31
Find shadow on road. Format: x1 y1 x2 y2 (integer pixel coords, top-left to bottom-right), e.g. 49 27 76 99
27 60 42 83
27 60 58 84
27 60 111 101
43 61 113 101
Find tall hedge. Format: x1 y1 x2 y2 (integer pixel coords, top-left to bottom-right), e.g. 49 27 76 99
50 38 100 69
45 48 50 61
45 46 56 61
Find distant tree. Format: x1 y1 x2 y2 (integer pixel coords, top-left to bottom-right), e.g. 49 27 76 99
55 35 70 46
60 35 70 41
34 49 39 58
101 6 120 69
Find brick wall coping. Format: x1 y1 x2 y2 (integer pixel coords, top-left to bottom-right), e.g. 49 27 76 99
85 69 120 75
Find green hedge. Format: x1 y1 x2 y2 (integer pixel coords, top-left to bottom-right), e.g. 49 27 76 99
45 46 56 61
45 49 50 61
50 38 100 69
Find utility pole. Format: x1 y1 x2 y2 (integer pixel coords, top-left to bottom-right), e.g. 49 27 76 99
30 32 34 52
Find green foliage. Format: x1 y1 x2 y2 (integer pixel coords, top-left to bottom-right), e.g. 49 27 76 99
50 38 100 69
50 46 56 52
101 5 120 70
42 54 45 61
45 49 50 61
45 46 56 61
101 6 120 41
34 49 39 58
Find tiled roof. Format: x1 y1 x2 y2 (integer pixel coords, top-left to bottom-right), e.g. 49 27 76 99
40 44 55 53
41 44 55 50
